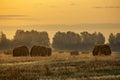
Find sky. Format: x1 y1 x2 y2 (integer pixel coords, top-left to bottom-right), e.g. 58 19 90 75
0 0 120 26
0 0 120 42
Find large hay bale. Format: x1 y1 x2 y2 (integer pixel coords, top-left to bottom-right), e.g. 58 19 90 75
40 46 47 56
30 46 40 56
70 51 79 56
13 46 29 57
46 48 52 56
30 46 52 57
92 44 111 56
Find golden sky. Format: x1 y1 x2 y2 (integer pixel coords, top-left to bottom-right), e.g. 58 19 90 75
0 0 120 26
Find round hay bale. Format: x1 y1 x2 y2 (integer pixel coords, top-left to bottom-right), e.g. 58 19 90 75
70 51 79 56
46 48 52 56
13 46 29 57
92 44 111 56
40 46 47 56
30 46 52 57
58 51 64 53
30 46 40 56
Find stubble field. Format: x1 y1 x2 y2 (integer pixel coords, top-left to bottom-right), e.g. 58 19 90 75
0 52 120 80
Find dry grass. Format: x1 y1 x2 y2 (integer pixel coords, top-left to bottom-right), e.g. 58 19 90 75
0 52 120 80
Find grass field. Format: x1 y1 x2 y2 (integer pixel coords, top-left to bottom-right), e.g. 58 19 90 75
0 52 120 80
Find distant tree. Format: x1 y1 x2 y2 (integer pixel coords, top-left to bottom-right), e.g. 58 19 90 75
96 32 105 44
52 31 105 51
31 31 50 47
52 31 68 50
109 33 120 52
13 30 27 46
0 32 11 50
116 33 120 45
66 31 81 50
52 31 81 50
80 32 105 51
109 33 116 46
13 30 50 48
80 32 93 51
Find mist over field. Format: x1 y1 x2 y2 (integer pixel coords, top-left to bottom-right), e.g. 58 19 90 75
1 23 120 43
0 24 120 52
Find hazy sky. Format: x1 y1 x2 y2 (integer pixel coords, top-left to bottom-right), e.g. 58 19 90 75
0 0 120 26
0 0 120 42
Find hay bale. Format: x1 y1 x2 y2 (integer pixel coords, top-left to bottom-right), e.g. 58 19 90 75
13 46 29 57
81 51 89 54
70 51 79 56
30 46 52 57
30 46 40 56
40 46 47 56
92 44 111 56
58 51 64 53
46 48 52 56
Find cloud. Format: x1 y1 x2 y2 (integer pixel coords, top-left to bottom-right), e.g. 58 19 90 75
0 15 27 18
0 15 40 21
0 15 27 20
93 6 120 9
69 2 76 6
69 1 76 6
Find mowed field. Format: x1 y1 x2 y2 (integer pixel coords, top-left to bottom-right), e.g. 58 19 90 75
0 52 120 80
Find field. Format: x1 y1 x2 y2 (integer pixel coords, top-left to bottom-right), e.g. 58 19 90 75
0 52 120 80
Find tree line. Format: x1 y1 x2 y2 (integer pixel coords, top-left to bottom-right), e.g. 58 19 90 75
109 33 120 52
0 30 50 51
52 31 105 51
0 30 120 52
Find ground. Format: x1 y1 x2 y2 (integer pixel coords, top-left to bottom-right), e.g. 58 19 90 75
0 52 120 80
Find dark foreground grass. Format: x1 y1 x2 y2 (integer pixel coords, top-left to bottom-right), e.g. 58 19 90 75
0 59 120 80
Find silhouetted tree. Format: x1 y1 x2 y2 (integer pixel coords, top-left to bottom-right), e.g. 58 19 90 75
80 32 105 51
52 31 105 51
109 33 120 52
0 32 11 50
96 32 105 44
13 30 50 48
52 31 81 50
